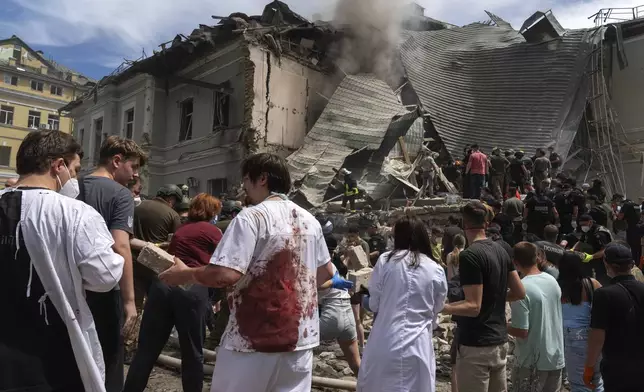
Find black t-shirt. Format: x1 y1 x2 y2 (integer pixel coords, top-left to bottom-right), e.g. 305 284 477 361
526 194 554 232
492 213 513 238
367 235 387 255
554 191 573 216
589 205 609 227
580 225 612 253
590 275 644 384
458 238 514 347
493 238 514 259
534 241 565 266
509 158 525 180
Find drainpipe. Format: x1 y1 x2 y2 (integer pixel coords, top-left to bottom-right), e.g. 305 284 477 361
156 353 357 391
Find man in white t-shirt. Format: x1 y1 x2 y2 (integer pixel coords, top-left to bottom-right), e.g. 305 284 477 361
160 153 335 392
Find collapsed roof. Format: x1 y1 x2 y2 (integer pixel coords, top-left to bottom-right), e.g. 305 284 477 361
287 74 419 205
399 23 597 160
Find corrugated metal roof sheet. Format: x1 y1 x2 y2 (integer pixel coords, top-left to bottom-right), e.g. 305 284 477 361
400 24 593 159
287 74 406 205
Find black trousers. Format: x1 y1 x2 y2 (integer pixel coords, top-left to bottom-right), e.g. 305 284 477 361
86 289 124 392
124 279 209 392
342 194 356 210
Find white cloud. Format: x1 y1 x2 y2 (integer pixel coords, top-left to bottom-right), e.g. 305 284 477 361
2 0 643 71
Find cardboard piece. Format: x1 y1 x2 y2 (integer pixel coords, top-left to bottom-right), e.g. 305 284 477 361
347 245 370 270
348 268 373 293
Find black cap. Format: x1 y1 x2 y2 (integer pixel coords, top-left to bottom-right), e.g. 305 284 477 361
604 243 633 265
579 214 593 222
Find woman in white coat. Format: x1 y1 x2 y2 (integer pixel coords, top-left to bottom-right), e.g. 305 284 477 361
358 216 448 392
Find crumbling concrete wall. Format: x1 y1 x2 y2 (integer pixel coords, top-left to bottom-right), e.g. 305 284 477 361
248 45 339 155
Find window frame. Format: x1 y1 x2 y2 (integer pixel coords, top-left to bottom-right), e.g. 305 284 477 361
28 110 41 129
50 84 63 96
30 80 44 92
93 117 104 165
207 178 228 197
0 105 14 125
124 108 134 139
0 146 11 167
179 98 194 142
3 74 18 86
47 114 60 131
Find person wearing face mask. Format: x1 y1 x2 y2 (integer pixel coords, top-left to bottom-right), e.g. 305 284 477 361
573 215 613 286
77 136 147 392
0 130 124 392
442 201 525 392
128 177 144 207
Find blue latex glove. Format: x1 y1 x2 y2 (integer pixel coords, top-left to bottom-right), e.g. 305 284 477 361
331 272 354 291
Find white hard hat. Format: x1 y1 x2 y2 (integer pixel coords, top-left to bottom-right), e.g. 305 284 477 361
340 168 351 175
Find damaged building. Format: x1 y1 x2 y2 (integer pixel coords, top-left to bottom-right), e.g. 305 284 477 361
288 6 644 207
60 1 343 195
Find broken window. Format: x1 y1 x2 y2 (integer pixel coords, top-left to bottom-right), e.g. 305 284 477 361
28 110 41 129
30 80 43 92
3 74 18 86
213 87 230 129
208 178 228 197
0 105 14 125
0 146 10 167
93 117 103 164
50 85 63 96
47 114 60 131
124 108 134 139
179 98 193 142
13 45 21 64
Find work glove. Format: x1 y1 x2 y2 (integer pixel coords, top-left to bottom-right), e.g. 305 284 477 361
583 366 596 389
331 272 354 291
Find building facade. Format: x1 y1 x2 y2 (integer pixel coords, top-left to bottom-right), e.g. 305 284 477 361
63 9 339 197
0 35 93 185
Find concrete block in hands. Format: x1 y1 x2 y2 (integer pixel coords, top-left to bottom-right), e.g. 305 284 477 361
137 243 175 275
347 245 370 270
348 268 373 293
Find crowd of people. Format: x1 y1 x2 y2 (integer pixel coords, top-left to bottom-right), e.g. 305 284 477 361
3 129 644 392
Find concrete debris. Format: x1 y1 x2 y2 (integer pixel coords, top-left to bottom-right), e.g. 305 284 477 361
347 245 370 270
348 268 373 292
137 243 175 275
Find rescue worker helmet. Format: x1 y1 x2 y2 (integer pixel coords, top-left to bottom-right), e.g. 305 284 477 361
157 184 183 202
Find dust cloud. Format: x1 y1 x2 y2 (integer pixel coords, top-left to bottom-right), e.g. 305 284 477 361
329 0 408 84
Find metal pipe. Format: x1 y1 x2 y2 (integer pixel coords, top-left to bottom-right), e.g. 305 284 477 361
156 354 357 390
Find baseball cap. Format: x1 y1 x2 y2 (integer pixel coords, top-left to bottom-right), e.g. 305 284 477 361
579 214 593 222
604 243 633 265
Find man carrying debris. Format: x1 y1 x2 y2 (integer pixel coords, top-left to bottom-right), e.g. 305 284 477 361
418 146 438 197
0 130 124 392
159 153 335 392
489 147 509 200
78 136 147 392
341 168 359 212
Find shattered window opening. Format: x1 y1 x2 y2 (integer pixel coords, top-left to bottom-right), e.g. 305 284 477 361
0 105 14 125
125 108 134 139
0 146 10 167
93 117 103 165
208 178 228 197
27 110 40 129
47 114 60 131
213 89 230 129
179 98 194 142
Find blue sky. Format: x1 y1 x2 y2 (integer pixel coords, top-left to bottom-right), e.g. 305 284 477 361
0 0 639 80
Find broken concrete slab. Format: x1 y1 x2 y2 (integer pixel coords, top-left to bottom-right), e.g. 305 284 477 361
348 268 373 293
347 245 370 270
137 243 176 275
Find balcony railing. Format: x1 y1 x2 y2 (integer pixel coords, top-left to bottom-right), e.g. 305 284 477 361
589 5 644 26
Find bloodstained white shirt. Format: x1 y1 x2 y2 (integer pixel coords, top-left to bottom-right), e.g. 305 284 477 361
210 200 330 353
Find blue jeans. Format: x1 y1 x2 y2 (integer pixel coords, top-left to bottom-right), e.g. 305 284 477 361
564 327 603 392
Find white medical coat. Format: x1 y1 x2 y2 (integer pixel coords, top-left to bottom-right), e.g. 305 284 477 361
357 251 448 392
4 188 124 392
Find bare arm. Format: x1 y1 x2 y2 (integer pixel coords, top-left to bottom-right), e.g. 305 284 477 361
112 230 135 304
443 284 483 317
506 270 526 302
193 264 243 288
317 261 334 287
585 328 605 368
508 325 529 339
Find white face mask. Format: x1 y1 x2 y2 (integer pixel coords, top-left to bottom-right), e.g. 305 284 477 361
581 225 591 233
57 163 80 199
586 204 591 210
133 196 142 206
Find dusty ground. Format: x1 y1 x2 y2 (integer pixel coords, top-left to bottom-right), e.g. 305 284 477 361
127 364 453 392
